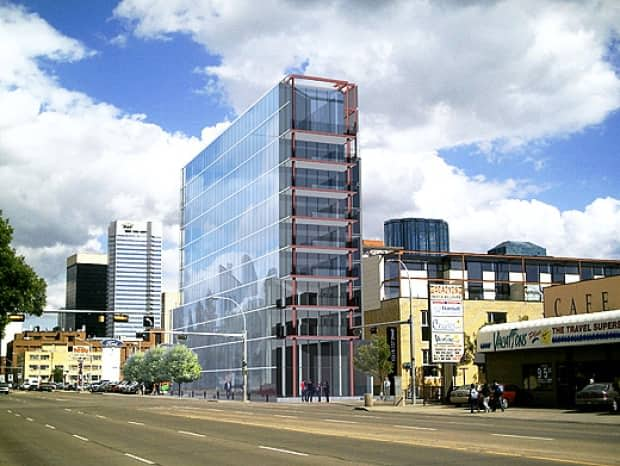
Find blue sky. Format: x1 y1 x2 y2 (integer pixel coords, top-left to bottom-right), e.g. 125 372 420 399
1 0 619 319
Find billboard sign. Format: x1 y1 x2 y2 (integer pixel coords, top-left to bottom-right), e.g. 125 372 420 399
428 283 464 363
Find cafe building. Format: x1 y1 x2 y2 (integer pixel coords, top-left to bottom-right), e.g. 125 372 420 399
477 276 620 407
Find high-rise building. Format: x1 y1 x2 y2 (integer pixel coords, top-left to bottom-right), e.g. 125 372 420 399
161 291 180 344
384 218 450 252
107 221 162 339
61 253 108 337
175 75 361 397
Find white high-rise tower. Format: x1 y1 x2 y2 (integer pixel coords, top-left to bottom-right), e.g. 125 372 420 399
107 220 162 339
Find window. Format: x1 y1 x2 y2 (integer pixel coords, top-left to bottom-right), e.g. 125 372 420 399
420 310 428 327
422 349 430 365
487 312 507 324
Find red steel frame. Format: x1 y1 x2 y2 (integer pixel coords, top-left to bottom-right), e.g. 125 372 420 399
284 75 359 397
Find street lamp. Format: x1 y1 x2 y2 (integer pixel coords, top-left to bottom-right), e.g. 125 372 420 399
386 257 416 405
205 296 248 403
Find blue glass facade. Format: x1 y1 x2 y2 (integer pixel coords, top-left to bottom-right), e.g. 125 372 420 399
384 218 450 252
175 76 361 397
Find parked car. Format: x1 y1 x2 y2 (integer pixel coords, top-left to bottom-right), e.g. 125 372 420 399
38 383 55 392
448 384 471 406
28 383 39 391
576 382 619 412
0 383 10 395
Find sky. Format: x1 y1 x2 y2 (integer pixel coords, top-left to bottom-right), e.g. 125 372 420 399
0 0 619 325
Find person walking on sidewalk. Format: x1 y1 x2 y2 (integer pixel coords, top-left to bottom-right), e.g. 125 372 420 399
481 383 491 413
492 381 505 412
469 384 480 413
322 380 330 403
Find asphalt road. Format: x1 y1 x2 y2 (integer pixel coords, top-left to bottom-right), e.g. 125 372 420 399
1 391 618 466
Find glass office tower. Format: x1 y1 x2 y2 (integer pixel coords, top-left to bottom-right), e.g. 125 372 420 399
176 75 361 397
384 218 450 252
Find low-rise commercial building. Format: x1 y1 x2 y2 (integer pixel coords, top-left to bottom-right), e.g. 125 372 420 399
362 246 620 399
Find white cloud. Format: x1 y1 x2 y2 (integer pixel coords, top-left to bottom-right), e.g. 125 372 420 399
0 3 216 309
2 1 620 316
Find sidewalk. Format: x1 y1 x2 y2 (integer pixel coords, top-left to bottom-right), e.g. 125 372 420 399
350 399 620 425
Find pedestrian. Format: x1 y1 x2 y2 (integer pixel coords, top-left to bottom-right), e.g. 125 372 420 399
323 380 330 403
307 380 314 402
300 379 306 402
492 381 504 412
469 383 479 413
481 383 491 413
317 382 322 402
383 377 391 400
224 380 231 400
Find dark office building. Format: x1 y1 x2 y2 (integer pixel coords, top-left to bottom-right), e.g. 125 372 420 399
61 253 107 337
384 218 450 252
488 241 546 257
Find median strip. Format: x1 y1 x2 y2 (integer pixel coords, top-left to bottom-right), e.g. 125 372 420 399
72 434 89 442
124 453 155 465
259 445 309 457
178 430 205 438
492 433 553 441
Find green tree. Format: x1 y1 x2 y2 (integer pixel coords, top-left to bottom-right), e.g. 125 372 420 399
52 367 64 383
0 212 46 336
162 344 201 395
354 336 393 388
123 352 147 382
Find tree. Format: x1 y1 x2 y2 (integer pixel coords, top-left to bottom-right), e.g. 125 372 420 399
143 346 169 385
52 367 64 383
163 344 201 395
354 336 393 389
0 212 46 337
123 352 147 382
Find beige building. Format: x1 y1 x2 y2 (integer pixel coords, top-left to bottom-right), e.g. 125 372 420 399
22 344 102 385
543 275 620 317
161 291 181 344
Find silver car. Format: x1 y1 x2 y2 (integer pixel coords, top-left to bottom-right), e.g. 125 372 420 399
576 383 619 412
0 383 10 395
448 384 471 406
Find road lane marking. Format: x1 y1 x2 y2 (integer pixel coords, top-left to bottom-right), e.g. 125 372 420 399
14 413 21 417
393 424 437 431
178 430 205 437
26 417 34 422
259 446 308 457
233 410 251 415
492 433 553 441
96 415 107 419
64 408 72 412
206 408 224 412
72 434 88 442
77 411 84 415
124 453 155 465
7 410 12 414
128 421 145 426
45 424 56 430
323 419 358 424
274 415 298 419
353 415 382 419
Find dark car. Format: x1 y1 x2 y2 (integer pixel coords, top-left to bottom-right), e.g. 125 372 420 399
38 383 55 392
575 382 619 412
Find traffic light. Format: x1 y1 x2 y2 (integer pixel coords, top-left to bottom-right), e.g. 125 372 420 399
97 315 105 323
7 314 25 322
143 315 154 329
142 331 150 341
113 314 129 322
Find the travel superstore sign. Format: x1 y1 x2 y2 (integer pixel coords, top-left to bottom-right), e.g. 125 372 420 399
428 283 464 363
477 311 620 352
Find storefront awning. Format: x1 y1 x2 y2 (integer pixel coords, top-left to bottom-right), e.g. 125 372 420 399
477 309 620 353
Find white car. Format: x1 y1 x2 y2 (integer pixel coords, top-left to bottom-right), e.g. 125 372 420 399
0 383 10 395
